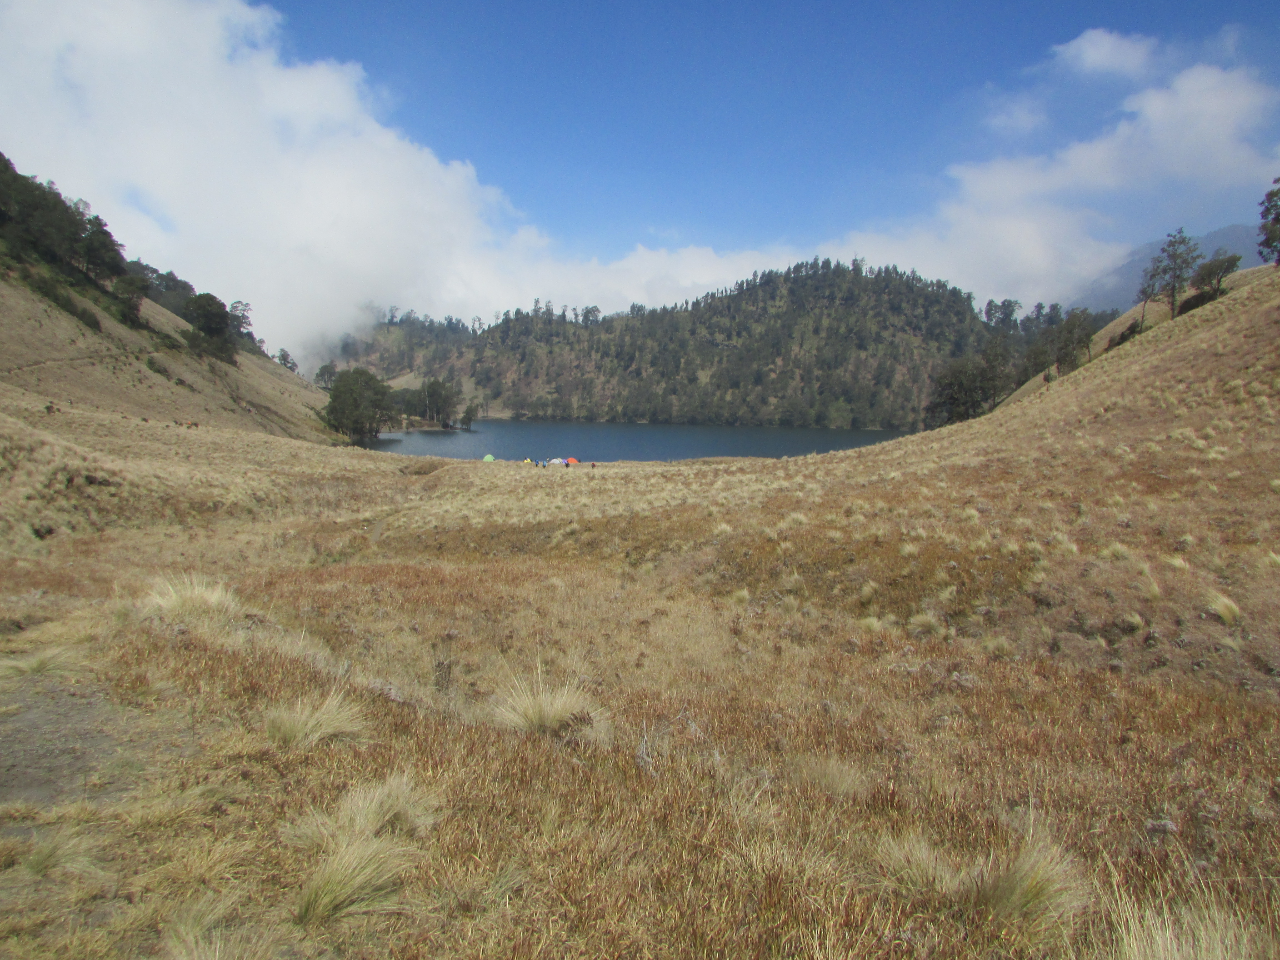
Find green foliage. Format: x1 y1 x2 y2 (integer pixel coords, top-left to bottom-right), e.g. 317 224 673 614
22 269 100 332
145 355 171 379
460 401 479 430
315 361 338 390
112 274 150 328
1147 228 1203 319
340 260 988 430
123 259 196 315
323 368 395 440
180 328 236 364
391 377 461 425
179 293 240 364
0 151 125 280
1258 176 1280 267
1191 248 1242 300
275 348 298 373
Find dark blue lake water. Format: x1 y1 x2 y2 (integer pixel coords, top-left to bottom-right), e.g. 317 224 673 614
363 420 903 462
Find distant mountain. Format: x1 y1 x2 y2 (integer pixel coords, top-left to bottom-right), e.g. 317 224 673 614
1070 224 1266 313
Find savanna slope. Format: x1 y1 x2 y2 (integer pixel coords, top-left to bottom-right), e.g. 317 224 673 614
339 259 987 429
1 266 1279 959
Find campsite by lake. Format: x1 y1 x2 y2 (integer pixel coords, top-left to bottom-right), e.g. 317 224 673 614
363 419 905 462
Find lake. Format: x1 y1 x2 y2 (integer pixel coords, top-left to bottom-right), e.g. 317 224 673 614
363 419 904 462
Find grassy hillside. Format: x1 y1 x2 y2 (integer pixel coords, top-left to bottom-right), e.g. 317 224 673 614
0 265 1278 958
0 276 330 442
336 260 989 430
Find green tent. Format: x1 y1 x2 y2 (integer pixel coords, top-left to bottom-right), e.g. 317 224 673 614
482 454 496 462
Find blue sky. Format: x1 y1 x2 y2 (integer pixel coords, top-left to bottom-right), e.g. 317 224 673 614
268 0 1280 255
1 0 1277 354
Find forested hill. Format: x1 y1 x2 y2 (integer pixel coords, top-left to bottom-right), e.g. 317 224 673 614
333 258 988 430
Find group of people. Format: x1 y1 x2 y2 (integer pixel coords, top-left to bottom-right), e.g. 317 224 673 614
522 458 595 468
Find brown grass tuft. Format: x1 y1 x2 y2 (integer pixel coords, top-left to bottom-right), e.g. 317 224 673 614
493 667 611 743
263 692 365 750
294 836 415 927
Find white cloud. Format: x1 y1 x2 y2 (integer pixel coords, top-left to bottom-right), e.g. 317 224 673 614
1052 28 1158 78
829 49 1279 307
0 9 1275 354
985 94 1048 135
0 0 794 353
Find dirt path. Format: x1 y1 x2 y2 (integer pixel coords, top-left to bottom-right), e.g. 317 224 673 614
0 672 197 808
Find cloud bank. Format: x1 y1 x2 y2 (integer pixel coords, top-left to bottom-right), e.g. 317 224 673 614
0 2 1276 354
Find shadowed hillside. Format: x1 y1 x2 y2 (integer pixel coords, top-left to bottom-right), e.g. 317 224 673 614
1 262 1278 958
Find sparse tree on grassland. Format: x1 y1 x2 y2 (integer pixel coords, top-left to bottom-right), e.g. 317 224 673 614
275 348 298 373
1191 248 1242 300
460 401 479 430
315 361 337 389
1135 264 1160 332
322 368 394 441
1259 176 1280 267
1149 228 1203 320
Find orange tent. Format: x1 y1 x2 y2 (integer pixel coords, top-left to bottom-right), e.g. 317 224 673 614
566 457 579 464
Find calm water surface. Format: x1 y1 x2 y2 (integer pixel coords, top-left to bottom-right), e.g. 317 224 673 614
364 420 904 462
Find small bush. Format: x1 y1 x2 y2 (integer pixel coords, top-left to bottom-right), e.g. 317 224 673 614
878 829 967 898
290 773 439 851
790 755 871 800
22 829 101 879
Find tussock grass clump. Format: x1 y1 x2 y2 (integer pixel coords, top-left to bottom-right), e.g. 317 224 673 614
494 668 610 744
1204 590 1241 626
971 832 1088 936
980 635 1015 660
164 893 273 960
1112 894 1275 960
295 836 415 927
908 612 946 640
0 646 75 678
789 754 872 800
290 773 439 851
1100 542 1132 561
878 829 967 898
264 692 365 750
144 574 242 623
22 828 101 879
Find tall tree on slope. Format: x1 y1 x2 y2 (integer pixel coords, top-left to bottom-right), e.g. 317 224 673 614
1260 176 1280 267
1148 229 1202 320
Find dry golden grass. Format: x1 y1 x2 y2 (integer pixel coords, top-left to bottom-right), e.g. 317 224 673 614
1 267 1279 958
294 836 416 927
263 692 366 750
